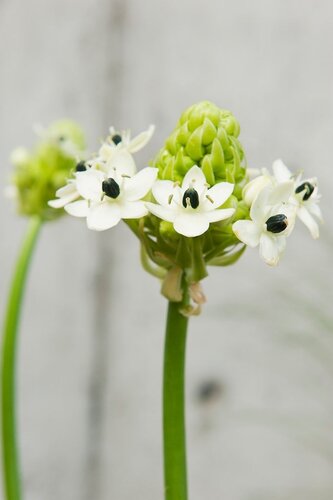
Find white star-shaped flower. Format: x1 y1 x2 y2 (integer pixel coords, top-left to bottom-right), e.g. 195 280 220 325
146 165 235 237
63 165 157 231
233 182 296 266
94 125 155 170
108 124 155 153
272 159 323 239
48 151 137 210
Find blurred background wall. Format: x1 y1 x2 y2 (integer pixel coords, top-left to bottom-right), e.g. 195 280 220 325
1 0 333 499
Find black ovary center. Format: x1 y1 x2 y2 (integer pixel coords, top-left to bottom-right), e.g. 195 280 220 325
295 181 314 201
75 161 87 172
266 214 288 233
102 178 120 199
111 134 122 145
182 188 199 209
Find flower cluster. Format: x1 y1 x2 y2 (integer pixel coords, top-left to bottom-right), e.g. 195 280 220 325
233 159 322 266
49 125 157 230
8 120 85 220
48 102 322 310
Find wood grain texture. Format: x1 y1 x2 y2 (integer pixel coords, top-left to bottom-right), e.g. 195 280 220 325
1 1 333 499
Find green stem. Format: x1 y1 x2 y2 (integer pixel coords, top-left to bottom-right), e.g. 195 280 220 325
163 297 189 500
1 216 42 500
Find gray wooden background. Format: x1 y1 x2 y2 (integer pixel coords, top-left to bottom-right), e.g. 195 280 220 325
1 1 333 499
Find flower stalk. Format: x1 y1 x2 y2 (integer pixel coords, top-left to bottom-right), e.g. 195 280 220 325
1 216 42 500
163 293 189 500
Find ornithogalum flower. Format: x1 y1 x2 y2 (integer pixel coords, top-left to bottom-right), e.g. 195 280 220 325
233 182 296 266
146 165 235 237
65 166 157 231
272 159 322 239
91 125 155 174
107 124 155 153
49 125 154 217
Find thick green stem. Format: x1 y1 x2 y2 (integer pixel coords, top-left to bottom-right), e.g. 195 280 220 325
1 216 42 500
163 298 189 500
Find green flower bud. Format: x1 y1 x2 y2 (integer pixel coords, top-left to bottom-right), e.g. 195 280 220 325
9 120 85 220
153 101 247 196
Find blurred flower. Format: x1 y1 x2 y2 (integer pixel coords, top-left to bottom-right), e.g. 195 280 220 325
8 120 85 220
146 165 235 237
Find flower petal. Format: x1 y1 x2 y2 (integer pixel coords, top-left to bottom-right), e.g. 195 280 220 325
182 165 207 196
152 180 181 207
297 206 319 239
259 233 282 266
87 201 121 231
127 125 155 153
64 200 89 217
232 220 261 247
202 182 234 210
307 202 323 222
250 188 270 224
272 159 292 183
206 208 235 223
49 194 76 208
123 167 157 201
55 182 77 198
145 202 177 223
99 143 114 162
120 200 148 219
107 149 137 177
49 183 79 208
173 212 209 237
76 170 104 201
268 181 294 205
242 175 272 206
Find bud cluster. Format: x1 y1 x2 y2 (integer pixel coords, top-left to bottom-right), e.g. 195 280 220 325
9 120 85 220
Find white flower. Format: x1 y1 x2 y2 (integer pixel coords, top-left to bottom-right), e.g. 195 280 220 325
233 182 296 266
94 125 155 170
272 159 323 239
146 165 235 237
63 165 157 231
242 169 272 206
48 135 142 210
108 124 155 153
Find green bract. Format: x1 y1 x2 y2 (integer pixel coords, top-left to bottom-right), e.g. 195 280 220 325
10 120 85 220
